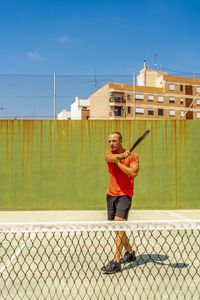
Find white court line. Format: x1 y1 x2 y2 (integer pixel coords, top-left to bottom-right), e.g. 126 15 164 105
166 211 186 219
0 233 35 274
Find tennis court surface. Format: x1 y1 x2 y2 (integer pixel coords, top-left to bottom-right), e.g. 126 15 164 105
0 210 200 300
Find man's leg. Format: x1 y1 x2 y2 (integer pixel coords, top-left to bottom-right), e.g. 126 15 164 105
102 196 134 273
101 195 121 273
114 216 133 262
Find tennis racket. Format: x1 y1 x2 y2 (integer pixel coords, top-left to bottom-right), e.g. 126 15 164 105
117 130 150 160
129 129 150 152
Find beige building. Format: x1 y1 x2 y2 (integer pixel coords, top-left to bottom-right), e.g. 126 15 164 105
90 62 200 120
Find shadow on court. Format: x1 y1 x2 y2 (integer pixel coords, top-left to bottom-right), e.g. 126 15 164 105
124 254 189 271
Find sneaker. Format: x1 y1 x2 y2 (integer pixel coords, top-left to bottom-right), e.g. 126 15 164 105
101 260 114 272
119 251 136 264
102 260 121 274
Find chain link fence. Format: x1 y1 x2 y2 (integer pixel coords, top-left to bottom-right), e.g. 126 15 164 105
0 74 133 119
0 220 200 299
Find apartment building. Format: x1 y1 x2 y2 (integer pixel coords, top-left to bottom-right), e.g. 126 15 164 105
90 62 200 120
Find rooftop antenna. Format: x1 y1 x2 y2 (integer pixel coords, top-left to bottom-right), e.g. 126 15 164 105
84 69 105 91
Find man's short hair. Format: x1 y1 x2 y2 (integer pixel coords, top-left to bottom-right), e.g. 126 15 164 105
111 132 122 140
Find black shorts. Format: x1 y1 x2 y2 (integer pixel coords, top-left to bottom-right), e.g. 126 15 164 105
106 194 132 220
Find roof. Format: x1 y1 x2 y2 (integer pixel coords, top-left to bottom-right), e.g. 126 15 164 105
108 83 163 93
163 75 200 85
57 109 71 119
79 99 90 107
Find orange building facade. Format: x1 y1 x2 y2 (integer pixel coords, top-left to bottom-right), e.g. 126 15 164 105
90 64 200 120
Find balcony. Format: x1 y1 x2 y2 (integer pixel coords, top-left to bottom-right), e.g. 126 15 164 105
109 107 126 119
109 96 126 106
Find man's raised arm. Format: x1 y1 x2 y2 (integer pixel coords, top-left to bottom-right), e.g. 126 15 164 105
105 150 130 163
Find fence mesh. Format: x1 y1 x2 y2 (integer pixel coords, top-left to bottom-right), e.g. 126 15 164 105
0 75 54 119
0 220 200 300
0 74 133 119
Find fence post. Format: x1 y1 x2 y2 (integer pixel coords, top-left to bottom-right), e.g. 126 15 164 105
54 72 56 120
133 72 136 119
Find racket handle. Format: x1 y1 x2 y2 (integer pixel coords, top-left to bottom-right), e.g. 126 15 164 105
117 154 128 160
117 156 125 160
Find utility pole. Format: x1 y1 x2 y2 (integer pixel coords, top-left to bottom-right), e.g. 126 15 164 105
54 72 56 120
133 72 136 119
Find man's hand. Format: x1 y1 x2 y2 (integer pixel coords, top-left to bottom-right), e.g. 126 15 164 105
117 150 130 161
105 150 130 163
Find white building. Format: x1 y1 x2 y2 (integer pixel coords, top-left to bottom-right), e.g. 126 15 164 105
57 97 90 120
57 108 71 120
70 97 90 120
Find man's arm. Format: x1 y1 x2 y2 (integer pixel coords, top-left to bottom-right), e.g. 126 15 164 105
115 161 139 178
105 150 130 163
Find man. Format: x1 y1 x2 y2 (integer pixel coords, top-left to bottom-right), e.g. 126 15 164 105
102 132 139 274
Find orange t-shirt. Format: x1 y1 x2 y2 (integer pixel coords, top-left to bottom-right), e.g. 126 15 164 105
106 150 139 197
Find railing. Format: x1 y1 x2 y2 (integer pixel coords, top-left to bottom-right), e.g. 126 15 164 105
109 97 126 105
110 110 126 117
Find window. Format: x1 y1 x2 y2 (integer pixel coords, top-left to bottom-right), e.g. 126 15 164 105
114 107 122 116
197 112 200 118
158 96 164 102
169 84 175 91
135 107 144 114
181 111 184 118
127 94 131 100
197 99 200 105
169 110 175 116
197 87 200 93
169 97 175 103
127 107 131 114
158 109 163 116
180 98 184 104
185 85 193 95
148 109 154 115
148 95 154 101
180 85 183 92
135 94 144 100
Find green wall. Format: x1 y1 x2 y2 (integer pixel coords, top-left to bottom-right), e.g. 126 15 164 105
0 120 199 210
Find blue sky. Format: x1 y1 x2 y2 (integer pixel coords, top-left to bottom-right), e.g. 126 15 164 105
0 0 200 75
0 0 200 117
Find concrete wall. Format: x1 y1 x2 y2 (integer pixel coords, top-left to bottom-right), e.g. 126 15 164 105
0 120 199 210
